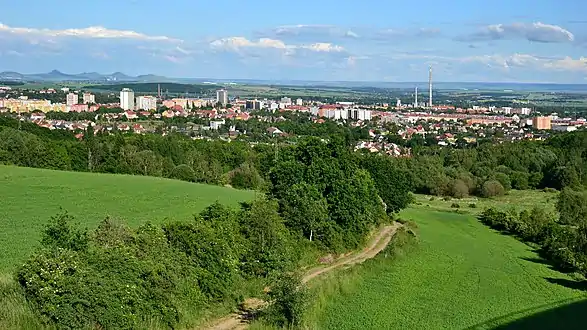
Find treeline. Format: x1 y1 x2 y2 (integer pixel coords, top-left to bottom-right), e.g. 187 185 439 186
392 136 587 198
479 188 587 275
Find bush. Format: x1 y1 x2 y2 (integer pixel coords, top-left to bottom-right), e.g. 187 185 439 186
451 203 460 209
442 196 452 202
481 180 505 198
469 203 477 208
263 274 308 327
229 162 264 190
450 179 469 199
170 164 195 182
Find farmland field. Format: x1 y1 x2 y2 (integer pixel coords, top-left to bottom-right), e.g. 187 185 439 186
0 165 255 272
309 198 587 329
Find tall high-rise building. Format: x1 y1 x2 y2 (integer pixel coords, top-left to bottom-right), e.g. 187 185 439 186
66 93 78 106
216 89 228 106
120 88 135 110
296 98 303 106
136 96 158 110
82 92 95 104
414 87 418 107
532 116 552 130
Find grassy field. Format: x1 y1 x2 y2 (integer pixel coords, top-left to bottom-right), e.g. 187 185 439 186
411 190 559 216
308 193 587 329
0 165 255 273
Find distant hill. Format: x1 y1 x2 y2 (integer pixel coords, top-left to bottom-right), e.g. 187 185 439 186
0 70 175 83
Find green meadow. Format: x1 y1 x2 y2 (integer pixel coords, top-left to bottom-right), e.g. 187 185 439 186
307 193 587 330
0 165 255 272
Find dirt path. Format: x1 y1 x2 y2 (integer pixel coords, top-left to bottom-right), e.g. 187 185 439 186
203 222 402 330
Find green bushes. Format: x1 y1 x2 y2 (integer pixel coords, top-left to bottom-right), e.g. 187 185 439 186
262 274 308 327
480 180 505 198
17 199 300 330
478 195 587 275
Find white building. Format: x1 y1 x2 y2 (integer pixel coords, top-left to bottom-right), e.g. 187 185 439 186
280 97 292 106
66 93 78 106
120 88 135 110
216 89 228 106
296 98 303 106
324 108 371 121
210 119 225 130
136 96 157 110
82 93 95 104
521 107 532 115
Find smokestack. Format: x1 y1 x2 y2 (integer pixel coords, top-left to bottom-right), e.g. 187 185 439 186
428 66 433 107
415 87 418 107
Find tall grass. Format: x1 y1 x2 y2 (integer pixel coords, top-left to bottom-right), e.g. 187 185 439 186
0 273 47 330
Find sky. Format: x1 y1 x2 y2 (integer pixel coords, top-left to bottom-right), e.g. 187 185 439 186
0 0 586 83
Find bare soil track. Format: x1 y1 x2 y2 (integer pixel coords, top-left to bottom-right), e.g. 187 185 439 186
203 222 402 330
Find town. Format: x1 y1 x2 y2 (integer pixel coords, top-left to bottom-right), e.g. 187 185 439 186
0 80 584 158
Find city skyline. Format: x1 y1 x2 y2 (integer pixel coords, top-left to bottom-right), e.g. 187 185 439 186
0 0 586 83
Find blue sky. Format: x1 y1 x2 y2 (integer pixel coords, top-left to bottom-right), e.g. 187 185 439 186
0 0 586 82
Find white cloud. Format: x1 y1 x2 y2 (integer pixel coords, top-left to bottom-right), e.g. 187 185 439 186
0 23 180 42
458 22 574 43
272 25 359 39
462 53 587 72
301 43 344 52
210 37 344 53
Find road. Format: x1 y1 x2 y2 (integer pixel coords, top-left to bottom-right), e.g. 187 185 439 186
204 222 402 330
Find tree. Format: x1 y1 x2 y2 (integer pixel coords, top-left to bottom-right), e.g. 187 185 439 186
481 180 505 198
556 188 587 226
450 179 469 198
170 164 196 182
280 183 329 242
264 274 307 327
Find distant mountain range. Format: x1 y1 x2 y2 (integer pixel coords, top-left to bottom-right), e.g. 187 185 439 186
1 70 587 92
0 70 170 83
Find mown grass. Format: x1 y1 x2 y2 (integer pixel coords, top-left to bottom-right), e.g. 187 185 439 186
308 203 587 329
412 189 558 216
0 165 255 273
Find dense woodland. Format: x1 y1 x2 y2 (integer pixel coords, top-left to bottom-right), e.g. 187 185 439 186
1 114 587 328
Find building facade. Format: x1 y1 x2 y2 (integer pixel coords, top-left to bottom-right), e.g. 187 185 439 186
532 116 552 130
82 93 95 104
136 96 157 110
216 89 228 106
66 93 79 106
120 88 135 110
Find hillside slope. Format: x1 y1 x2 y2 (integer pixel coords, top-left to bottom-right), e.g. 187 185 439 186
313 208 587 329
0 165 255 272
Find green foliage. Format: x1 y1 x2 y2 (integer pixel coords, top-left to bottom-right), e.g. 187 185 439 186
556 188 587 226
450 179 469 198
481 180 505 198
263 274 308 328
170 164 196 182
359 154 414 213
41 212 88 252
229 162 264 190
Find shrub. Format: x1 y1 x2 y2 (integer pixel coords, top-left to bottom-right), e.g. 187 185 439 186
469 203 477 208
481 180 505 198
263 274 308 327
450 179 469 199
170 164 195 182
229 162 264 190
451 203 460 209
442 196 452 202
